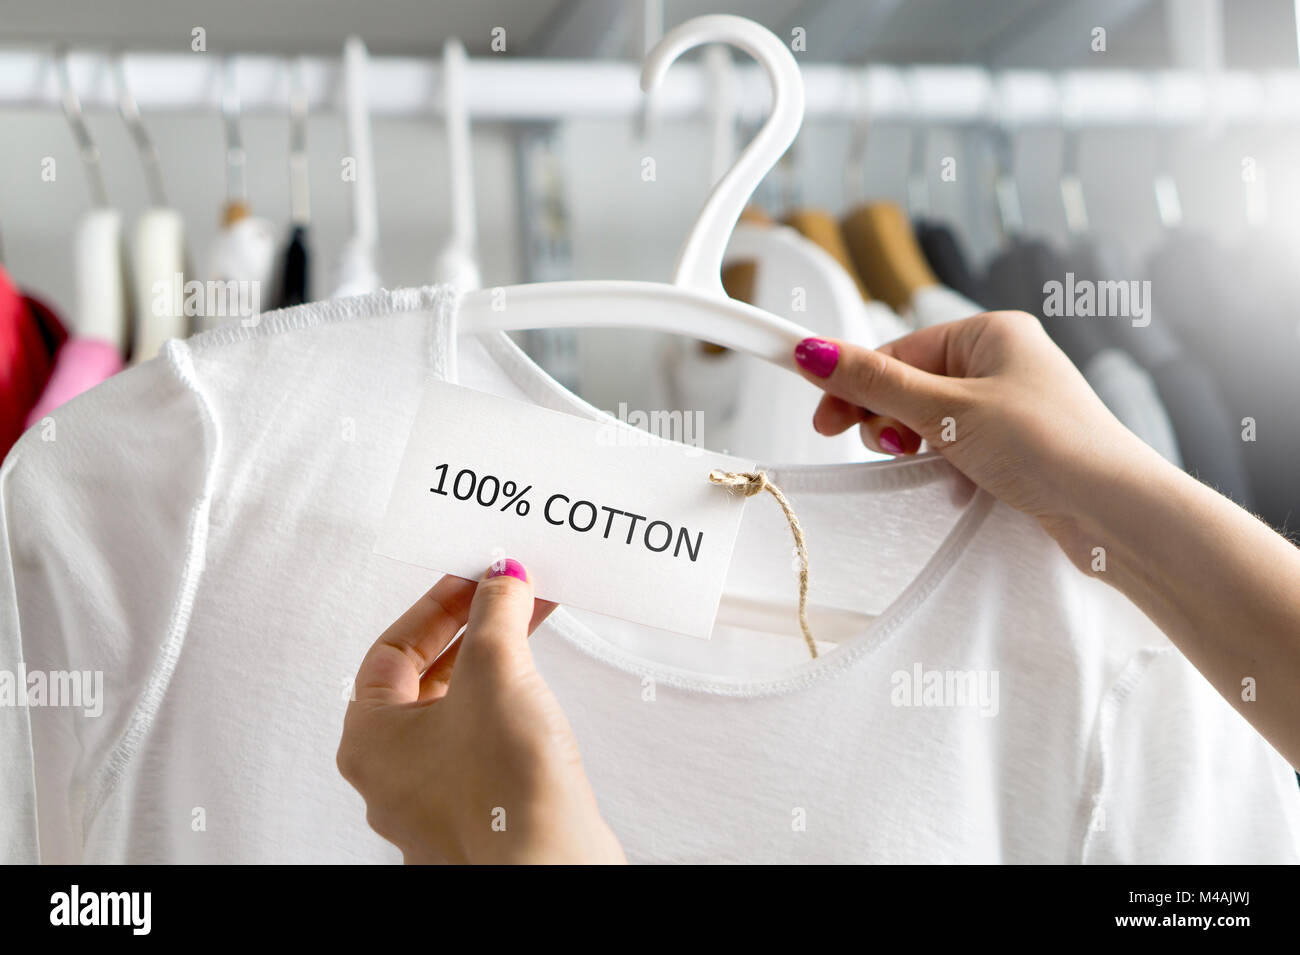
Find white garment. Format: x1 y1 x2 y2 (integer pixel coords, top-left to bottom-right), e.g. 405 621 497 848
199 215 277 332
72 209 130 352
331 237 382 299
433 244 481 292
1083 348 1183 467
1 287 1297 864
905 284 984 328
131 208 188 362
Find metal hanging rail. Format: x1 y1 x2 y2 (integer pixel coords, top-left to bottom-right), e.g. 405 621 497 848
2 49 1300 127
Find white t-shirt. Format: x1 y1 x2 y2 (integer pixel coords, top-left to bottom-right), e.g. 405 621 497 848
1 286 1296 864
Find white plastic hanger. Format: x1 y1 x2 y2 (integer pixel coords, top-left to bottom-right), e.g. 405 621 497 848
58 49 130 354
432 37 481 290
332 36 381 297
287 58 311 230
115 53 188 361
457 15 815 371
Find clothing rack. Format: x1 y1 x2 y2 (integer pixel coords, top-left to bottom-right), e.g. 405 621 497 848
3 50 1300 127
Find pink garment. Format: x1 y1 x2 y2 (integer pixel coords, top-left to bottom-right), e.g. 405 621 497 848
24 338 124 427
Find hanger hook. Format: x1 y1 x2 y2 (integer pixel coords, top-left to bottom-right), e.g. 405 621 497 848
906 70 930 219
288 56 310 225
222 55 247 206
443 37 476 256
641 14 804 296
988 73 1022 240
55 46 109 209
343 36 378 250
842 67 872 207
113 51 168 207
1056 72 1088 235
704 44 737 189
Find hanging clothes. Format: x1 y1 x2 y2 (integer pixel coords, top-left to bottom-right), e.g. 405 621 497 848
72 209 131 357
783 209 871 300
1070 237 1251 509
0 267 62 456
131 208 188 362
276 225 311 308
1146 231 1300 532
24 339 125 428
982 237 1182 467
199 204 277 332
914 217 984 303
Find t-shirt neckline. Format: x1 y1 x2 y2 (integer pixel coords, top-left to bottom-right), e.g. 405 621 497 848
460 321 993 697
190 285 993 697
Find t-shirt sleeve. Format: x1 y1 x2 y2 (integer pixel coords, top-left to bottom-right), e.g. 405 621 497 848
1081 646 1300 863
0 343 211 862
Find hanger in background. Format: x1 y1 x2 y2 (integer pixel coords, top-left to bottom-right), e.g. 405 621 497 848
458 15 815 372
276 57 312 308
838 73 938 314
841 202 938 315
332 36 381 298
433 37 481 290
200 56 276 331
783 209 870 301
115 52 188 360
57 48 131 356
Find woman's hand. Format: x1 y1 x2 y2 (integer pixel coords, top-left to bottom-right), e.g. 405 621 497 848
794 312 1300 770
337 559 626 864
793 311 1161 565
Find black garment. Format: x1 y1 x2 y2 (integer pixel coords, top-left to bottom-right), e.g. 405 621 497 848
982 236 1108 370
1146 231 1299 535
915 218 984 303
276 225 311 309
1069 238 1253 511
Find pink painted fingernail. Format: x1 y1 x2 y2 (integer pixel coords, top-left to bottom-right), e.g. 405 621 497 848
879 427 904 455
794 338 839 378
486 558 528 582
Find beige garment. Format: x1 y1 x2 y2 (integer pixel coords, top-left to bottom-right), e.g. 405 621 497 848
841 201 939 313
783 208 871 301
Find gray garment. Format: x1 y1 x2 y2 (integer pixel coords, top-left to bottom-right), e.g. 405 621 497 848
1083 348 1182 466
1069 238 1253 512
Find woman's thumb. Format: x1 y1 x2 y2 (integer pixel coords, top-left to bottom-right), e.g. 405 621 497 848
456 559 539 685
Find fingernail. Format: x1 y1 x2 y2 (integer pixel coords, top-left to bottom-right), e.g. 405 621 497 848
879 427 904 455
486 558 528 582
794 337 839 378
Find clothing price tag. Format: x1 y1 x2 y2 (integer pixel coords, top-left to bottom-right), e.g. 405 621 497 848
375 379 756 638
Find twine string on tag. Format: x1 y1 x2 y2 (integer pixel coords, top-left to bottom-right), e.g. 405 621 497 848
708 469 816 659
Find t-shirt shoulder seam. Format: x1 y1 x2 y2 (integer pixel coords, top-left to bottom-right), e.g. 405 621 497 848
80 339 223 832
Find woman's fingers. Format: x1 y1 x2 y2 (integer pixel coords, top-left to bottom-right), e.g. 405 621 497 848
811 393 865 435
812 392 921 455
350 574 478 706
860 417 923 455
795 335 959 447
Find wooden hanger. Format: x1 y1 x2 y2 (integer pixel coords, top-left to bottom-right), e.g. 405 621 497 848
783 208 871 300
841 200 938 313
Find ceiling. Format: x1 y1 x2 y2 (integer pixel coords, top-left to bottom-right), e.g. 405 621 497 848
0 0 1296 68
